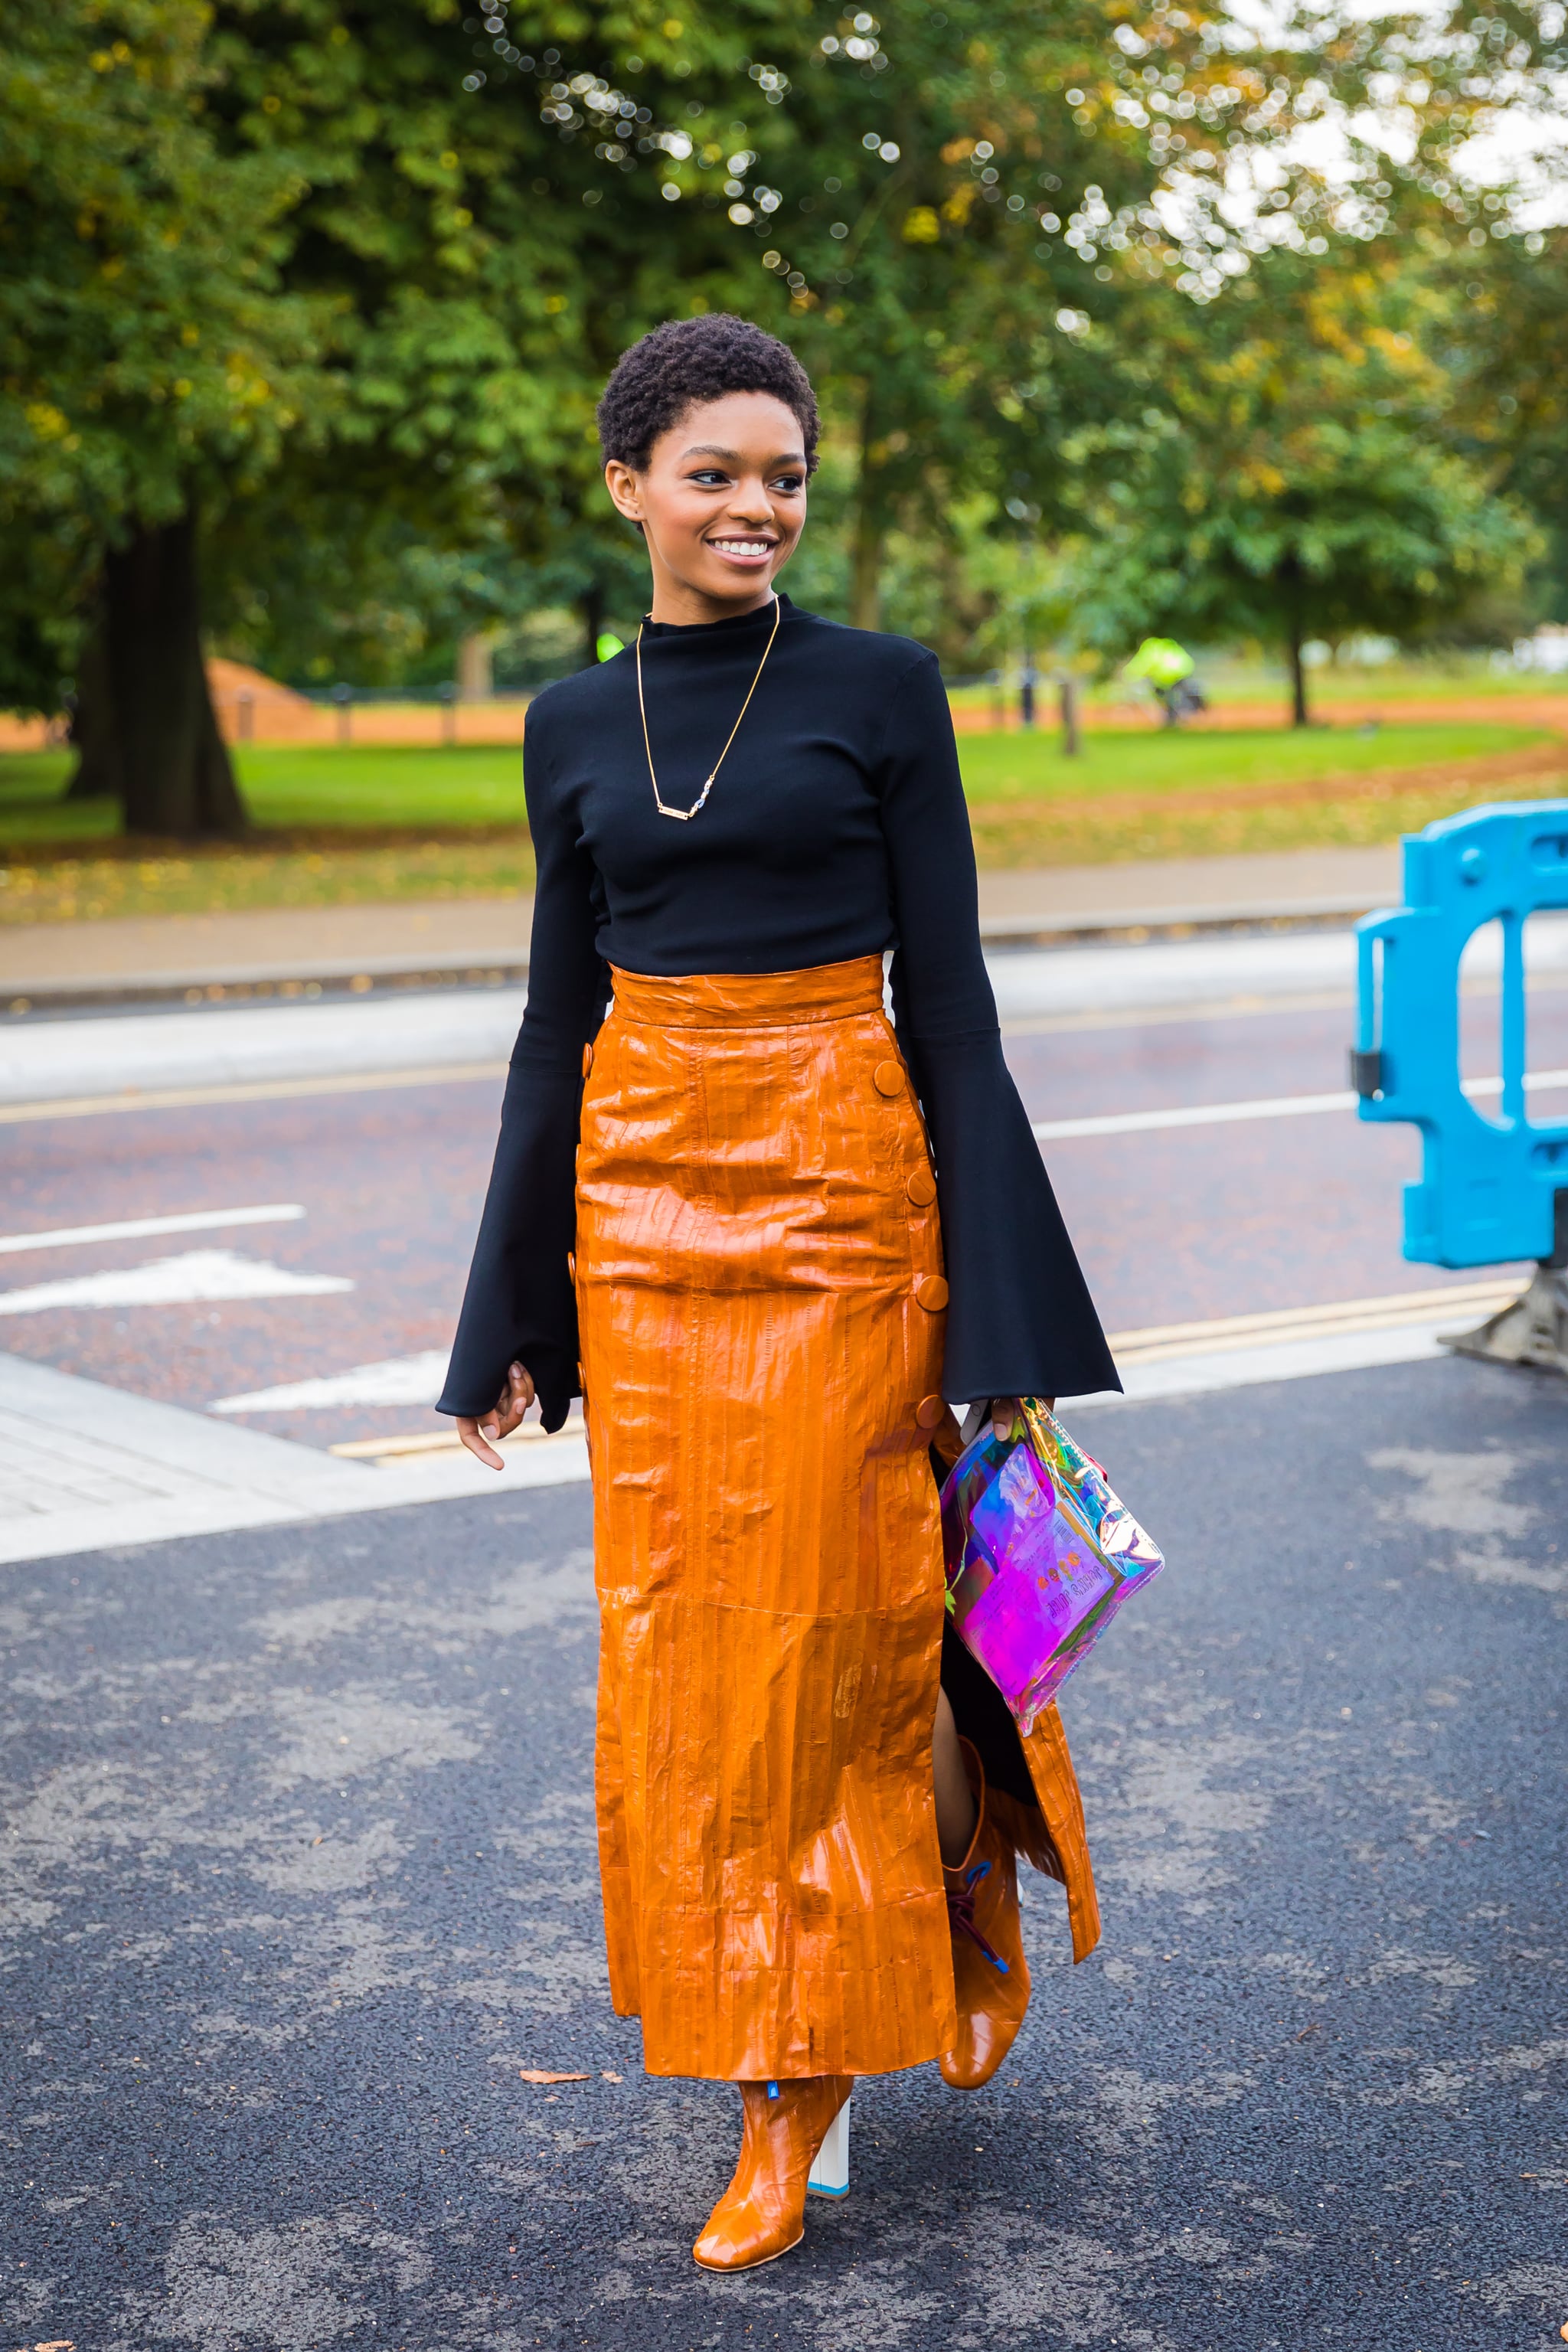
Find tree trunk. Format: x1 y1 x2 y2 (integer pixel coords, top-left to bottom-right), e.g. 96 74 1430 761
850 387 885 633
1287 623 1309 728
64 603 123 802
850 495 884 633
103 509 246 837
1280 555 1310 728
581 581 605 671
456 630 495 701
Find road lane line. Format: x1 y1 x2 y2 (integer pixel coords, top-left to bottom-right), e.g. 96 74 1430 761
1076 1318 1478 1410
214 1351 449 1414
1105 1278 1523 1357
1064 1279 1528 1409
1034 1067 1568 1142
0 1203 305 1256
0 1249 352 1318
1037 1089 1354 1139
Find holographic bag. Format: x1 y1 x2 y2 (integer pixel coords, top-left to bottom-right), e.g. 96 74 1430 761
939 1399 1164 1734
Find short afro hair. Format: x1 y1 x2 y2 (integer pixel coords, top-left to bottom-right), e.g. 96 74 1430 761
597 314 820 474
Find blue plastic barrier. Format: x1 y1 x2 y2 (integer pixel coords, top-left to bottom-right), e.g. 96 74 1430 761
1353 800 1568 1270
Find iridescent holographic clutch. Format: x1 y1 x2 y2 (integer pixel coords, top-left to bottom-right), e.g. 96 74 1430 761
939 1399 1164 1734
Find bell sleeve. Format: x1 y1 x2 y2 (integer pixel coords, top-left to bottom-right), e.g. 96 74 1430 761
877 652 1121 1404
436 710 609 1432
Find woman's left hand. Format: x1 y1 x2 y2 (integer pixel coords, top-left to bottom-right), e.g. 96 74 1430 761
457 1360 536 1470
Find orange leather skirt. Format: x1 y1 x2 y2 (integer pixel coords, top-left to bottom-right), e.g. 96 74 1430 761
575 953 1096 2082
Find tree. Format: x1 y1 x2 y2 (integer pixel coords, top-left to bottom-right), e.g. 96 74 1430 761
665 0 1295 629
1438 224 1568 624
12 0 1544 824
2 0 772 829
0 0 328 832
1057 248 1537 722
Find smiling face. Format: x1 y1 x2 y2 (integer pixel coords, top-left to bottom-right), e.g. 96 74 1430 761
603 390 809 626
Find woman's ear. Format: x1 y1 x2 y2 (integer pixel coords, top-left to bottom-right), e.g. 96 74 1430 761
603 458 642 524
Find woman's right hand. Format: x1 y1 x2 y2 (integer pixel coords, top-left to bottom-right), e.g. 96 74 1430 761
456 1360 536 1470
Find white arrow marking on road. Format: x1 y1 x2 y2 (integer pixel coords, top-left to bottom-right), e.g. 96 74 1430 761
1033 1067 1568 1142
0 1249 353 1317
0 1203 306 1256
213 1350 449 1413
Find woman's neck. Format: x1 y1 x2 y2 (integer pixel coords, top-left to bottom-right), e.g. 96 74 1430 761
646 563 779 628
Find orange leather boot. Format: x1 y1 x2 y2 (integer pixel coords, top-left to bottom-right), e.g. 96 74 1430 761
939 1738 1031 2089
692 2073 854 2272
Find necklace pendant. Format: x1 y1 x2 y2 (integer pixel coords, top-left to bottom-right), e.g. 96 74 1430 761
635 595 778 825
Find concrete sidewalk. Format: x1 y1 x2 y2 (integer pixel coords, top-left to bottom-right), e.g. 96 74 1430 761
0 1351 589 1566
1 842 1403 1007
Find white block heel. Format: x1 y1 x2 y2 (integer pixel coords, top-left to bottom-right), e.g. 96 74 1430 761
806 2089 851 2198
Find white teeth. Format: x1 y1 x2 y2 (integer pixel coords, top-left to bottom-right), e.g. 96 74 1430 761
711 540 771 556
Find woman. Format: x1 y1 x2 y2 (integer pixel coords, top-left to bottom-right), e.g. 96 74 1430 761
439 314 1119 2272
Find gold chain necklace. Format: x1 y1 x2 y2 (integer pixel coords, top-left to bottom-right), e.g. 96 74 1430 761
634 595 781 822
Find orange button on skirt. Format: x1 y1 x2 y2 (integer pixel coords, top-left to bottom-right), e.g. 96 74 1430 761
575 953 959 2080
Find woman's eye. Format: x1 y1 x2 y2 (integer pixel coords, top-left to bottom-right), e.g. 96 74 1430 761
770 474 805 492
688 469 730 486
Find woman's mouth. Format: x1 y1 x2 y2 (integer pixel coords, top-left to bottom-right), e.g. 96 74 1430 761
707 537 776 564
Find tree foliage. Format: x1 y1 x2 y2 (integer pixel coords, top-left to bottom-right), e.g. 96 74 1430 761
1056 249 1538 720
5 0 1568 828
0 0 325 738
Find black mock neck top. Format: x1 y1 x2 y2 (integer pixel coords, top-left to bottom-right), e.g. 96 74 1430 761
438 595 1118 1428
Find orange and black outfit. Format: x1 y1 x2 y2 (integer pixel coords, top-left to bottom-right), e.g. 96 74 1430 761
439 597 1119 2082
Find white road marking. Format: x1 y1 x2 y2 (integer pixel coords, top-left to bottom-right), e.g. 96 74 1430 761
1034 1067 1568 1142
214 1351 449 1414
1037 1089 1354 1140
0 1203 305 1256
0 1248 353 1318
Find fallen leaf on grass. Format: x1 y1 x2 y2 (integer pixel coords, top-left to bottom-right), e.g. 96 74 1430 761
518 2069 590 2085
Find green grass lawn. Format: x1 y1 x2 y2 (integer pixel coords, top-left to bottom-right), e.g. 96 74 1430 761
957 718 1552 802
2 719 1547 839
0 743 527 844
949 655 1568 718
2 717 1563 923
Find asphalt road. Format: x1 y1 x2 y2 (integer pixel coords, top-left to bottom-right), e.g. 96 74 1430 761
3 1352 1565 2349
5 981 1564 1449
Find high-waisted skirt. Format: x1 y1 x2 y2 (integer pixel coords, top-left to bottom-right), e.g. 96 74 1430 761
576 952 960 2080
